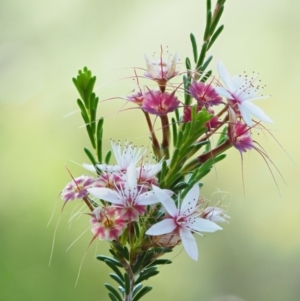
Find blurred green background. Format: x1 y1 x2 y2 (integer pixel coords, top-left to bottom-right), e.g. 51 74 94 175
1 0 299 300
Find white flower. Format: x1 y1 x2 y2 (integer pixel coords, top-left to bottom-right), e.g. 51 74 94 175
144 52 178 82
83 140 146 173
215 61 273 126
87 164 159 221
146 184 222 261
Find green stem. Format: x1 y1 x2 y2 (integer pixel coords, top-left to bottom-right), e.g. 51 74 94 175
143 111 162 160
160 115 170 159
198 138 231 163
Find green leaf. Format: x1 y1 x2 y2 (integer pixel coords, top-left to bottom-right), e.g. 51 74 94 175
133 221 140 238
209 5 224 35
113 243 129 260
105 150 112 164
185 57 192 71
149 259 172 266
199 55 213 74
109 274 125 287
108 293 119 301
175 108 180 123
76 98 88 116
135 267 159 285
183 75 192 105
171 117 178 147
132 284 143 297
84 147 97 165
208 25 224 50
169 148 180 169
196 42 208 70
104 260 124 281
105 283 122 301
172 181 189 191
132 252 147 274
124 273 130 295
204 9 212 41
97 255 123 267
190 33 198 63
200 70 212 82
132 286 153 301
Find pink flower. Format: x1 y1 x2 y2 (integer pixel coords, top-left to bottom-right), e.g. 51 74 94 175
200 207 230 223
90 206 126 241
189 81 222 107
142 90 180 116
136 161 164 189
126 90 144 106
215 61 273 126
87 164 159 222
228 108 254 153
61 175 94 201
144 52 178 85
146 185 222 261
93 172 124 190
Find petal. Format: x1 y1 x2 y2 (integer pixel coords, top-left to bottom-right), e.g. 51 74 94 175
152 185 178 216
242 101 273 124
238 104 253 126
83 163 96 173
180 184 199 213
126 164 138 191
192 217 222 232
87 188 123 205
137 191 160 206
215 86 233 99
179 227 198 261
95 163 120 173
218 61 234 92
146 218 177 235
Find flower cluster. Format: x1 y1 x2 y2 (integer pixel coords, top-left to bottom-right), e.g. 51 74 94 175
61 140 228 260
59 2 275 300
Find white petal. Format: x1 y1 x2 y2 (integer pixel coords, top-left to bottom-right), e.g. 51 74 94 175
95 163 120 173
238 103 253 126
215 86 233 99
146 218 177 235
192 218 222 232
152 185 178 217
87 188 123 205
179 227 198 261
218 61 234 92
83 163 96 173
126 164 137 191
242 101 273 124
180 184 199 214
136 191 160 206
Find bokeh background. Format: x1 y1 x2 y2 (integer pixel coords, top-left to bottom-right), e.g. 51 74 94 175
1 0 299 300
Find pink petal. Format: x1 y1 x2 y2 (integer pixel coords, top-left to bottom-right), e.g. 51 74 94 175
146 218 177 236
152 185 177 216
179 227 198 261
